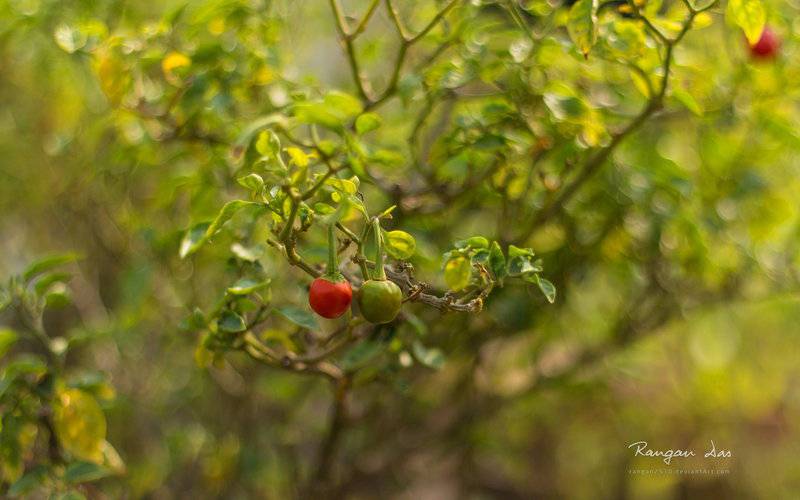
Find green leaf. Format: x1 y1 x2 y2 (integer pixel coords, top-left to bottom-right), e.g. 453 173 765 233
535 276 557 304
355 112 382 134
237 173 265 193
64 461 112 484
543 91 589 122
0 328 19 358
317 196 352 225
294 102 343 130
294 91 363 131
567 0 598 57
672 87 702 116
230 114 287 165
217 311 246 333
205 201 260 239
275 306 317 330
230 243 266 262
33 272 72 296
8 465 48 497
323 91 363 119
54 491 87 500
508 245 535 258
255 129 281 157
444 256 472 291
23 253 81 281
384 230 416 260
179 222 211 259
455 236 489 249
489 242 507 281
411 340 445 370
227 278 271 296
54 24 86 54
341 339 384 370
726 0 765 44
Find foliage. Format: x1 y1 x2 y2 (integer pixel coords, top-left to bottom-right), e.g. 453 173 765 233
2 0 799 497
0 257 123 497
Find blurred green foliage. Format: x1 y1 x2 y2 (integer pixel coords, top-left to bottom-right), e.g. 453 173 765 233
1 0 800 498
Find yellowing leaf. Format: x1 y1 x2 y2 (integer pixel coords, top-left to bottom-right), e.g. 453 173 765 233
93 50 129 105
444 257 472 291
384 230 416 259
726 0 765 44
285 147 309 167
53 388 106 463
567 0 598 57
161 51 191 83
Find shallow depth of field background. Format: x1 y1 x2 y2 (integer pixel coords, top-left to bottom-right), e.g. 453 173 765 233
2 0 800 498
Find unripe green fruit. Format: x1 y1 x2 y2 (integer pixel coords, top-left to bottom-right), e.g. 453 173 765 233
358 279 403 324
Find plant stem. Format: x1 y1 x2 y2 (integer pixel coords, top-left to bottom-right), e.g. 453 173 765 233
372 218 386 280
327 224 338 276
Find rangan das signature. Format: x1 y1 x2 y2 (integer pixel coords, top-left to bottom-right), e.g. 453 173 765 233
628 440 732 465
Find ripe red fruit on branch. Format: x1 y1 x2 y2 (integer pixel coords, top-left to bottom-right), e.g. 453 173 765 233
749 26 780 60
309 277 352 319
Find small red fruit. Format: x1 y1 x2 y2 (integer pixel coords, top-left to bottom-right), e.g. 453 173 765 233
749 26 780 60
309 277 352 319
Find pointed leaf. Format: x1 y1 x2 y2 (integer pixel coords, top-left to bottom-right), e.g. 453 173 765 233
567 0 598 57
726 0 765 44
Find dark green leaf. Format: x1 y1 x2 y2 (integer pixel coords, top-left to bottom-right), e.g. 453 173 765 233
64 461 112 484
8 465 49 497
489 241 507 281
275 306 317 330
341 339 385 370
411 340 445 370
217 311 246 333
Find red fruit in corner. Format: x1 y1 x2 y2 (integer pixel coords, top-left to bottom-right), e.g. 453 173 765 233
749 26 780 60
308 277 352 319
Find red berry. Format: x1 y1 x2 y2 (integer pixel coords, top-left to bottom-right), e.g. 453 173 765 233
308 277 352 319
749 26 780 60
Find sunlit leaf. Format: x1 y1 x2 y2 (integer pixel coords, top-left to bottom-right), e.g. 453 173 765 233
726 0 765 44
444 256 472 291
54 24 86 54
355 113 382 134
0 328 19 358
567 0 598 57
384 230 416 259
238 173 264 193
535 275 557 303
179 222 211 259
285 147 310 167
